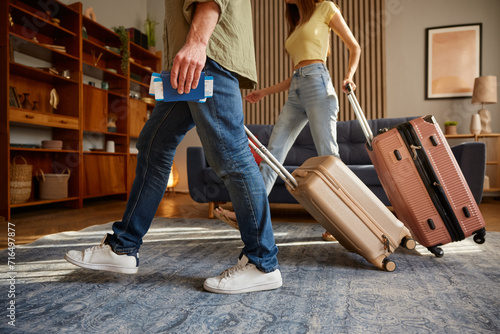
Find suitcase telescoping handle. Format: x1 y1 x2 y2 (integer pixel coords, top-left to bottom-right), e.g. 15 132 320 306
244 126 299 190
345 84 374 148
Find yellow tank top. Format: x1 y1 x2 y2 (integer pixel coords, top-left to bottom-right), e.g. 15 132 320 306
285 1 339 67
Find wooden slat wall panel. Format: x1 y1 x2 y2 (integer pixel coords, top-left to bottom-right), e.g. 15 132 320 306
244 0 386 124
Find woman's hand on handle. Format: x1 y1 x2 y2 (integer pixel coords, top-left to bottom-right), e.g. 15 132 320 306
244 90 266 103
343 79 356 93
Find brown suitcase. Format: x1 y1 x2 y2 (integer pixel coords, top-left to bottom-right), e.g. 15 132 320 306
346 85 486 257
245 127 416 271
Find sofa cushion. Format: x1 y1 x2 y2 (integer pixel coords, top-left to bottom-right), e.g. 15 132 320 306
337 117 417 165
349 165 381 186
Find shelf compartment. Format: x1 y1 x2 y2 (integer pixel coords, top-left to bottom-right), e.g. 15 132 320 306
82 62 127 81
83 38 122 59
9 3 78 38
10 109 79 130
10 32 79 63
83 38 123 74
83 154 127 198
10 67 80 117
9 150 81 204
10 62 79 85
82 62 128 96
130 60 155 75
10 0 80 28
82 16 121 47
9 19 79 59
130 77 150 95
130 42 160 61
83 131 128 154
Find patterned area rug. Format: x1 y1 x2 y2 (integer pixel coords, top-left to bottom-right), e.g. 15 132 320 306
1 218 499 333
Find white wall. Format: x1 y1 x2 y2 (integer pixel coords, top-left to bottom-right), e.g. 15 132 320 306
60 0 148 31
385 0 500 134
146 0 165 59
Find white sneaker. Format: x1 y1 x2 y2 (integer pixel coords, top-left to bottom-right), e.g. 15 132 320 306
64 236 139 274
203 255 282 294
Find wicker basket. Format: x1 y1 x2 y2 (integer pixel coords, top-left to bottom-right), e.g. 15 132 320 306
36 169 70 200
10 156 33 204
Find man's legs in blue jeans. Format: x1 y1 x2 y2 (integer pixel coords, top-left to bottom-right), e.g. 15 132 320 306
65 58 280 291
108 58 278 272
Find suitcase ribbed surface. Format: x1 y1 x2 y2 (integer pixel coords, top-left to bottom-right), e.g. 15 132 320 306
372 129 451 246
411 118 485 238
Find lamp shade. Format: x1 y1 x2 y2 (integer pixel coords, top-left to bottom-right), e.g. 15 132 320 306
471 76 497 104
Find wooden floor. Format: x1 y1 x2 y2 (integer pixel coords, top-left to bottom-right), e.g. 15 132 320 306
2 192 499 249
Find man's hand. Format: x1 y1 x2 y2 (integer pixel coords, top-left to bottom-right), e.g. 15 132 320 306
171 42 206 94
170 2 220 95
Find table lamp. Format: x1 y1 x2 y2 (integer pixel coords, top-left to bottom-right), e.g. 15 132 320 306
471 76 497 134
166 162 179 194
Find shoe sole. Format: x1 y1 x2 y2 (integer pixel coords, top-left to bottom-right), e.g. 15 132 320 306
203 280 283 294
64 254 138 274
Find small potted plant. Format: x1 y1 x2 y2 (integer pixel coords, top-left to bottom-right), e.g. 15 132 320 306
144 15 158 53
444 121 458 135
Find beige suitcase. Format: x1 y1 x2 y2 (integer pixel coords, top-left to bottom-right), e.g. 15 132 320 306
246 127 416 271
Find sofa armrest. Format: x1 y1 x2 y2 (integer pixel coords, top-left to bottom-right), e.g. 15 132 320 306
451 142 486 204
187 147 210 203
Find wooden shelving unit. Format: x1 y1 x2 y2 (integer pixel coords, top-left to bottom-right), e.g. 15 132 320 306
445 133 500 193
1 0 161 220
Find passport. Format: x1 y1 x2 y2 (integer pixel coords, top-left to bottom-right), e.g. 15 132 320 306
160 71 206 102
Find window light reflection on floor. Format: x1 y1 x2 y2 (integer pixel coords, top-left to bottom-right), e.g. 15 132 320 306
413 238 484 256
0 259 76 285
16 227 290 250
2 228 485 285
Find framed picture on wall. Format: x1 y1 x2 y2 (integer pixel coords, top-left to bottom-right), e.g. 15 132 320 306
425 23 482 99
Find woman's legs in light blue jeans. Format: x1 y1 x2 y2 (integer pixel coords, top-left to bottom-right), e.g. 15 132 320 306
260 63 340 194
108 58 278 272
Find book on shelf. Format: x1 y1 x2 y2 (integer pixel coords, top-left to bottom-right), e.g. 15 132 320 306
9 86 21 108
40 43 66 52
37 67 60 75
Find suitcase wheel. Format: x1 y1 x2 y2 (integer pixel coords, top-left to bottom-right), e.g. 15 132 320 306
400 236 416 250
428 246 444 258
382 258 396 272
473 228 486 244
473 234 485 244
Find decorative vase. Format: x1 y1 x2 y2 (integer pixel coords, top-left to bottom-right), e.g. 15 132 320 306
32 101 39 111
22 93 33 110
470 114 481 135
148 46 156 53
483 175 490 190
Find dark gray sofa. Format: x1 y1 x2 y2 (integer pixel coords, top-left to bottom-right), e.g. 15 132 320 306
187 117 486 216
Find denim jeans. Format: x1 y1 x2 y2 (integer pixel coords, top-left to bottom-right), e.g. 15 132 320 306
260 63 340 195
107 58 279 273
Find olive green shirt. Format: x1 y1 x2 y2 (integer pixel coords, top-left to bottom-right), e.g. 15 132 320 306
163 0 257 89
